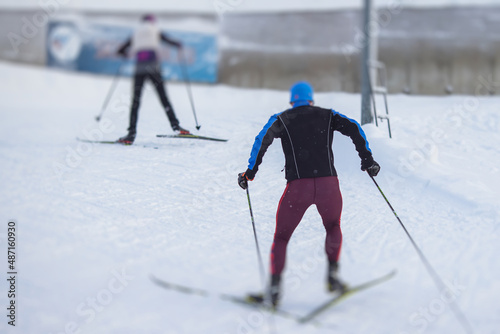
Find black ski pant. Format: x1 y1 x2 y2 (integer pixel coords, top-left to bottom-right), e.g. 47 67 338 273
127 62 179 133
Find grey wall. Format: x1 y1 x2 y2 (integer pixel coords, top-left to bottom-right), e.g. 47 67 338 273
0 10 47 64
220 6 500 95
1 7 499 95
219 10 362 92
378 6 500 95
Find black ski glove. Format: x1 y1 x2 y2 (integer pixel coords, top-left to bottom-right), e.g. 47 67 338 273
117 49 128 58
238 170 255 189
238 172 249 190
172 41 182 49
361 158 380 177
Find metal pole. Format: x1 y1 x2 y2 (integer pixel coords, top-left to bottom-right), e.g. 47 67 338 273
179 49 201 130
361 0 374 125
95 63 124 122
368 174 474 334
245 186 266 290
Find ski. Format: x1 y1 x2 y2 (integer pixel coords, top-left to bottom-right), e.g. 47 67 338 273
150 271 395 325
149 275 304 322
298 270 397 323
76 138 159 149
156 134 228 142
221 294 305 322
77 138 123 145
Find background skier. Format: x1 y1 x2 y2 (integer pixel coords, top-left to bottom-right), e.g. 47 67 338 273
238 81 380 307
116 14 190 144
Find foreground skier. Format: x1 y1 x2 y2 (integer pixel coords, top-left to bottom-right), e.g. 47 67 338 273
238 81 380 307
116 14 190 144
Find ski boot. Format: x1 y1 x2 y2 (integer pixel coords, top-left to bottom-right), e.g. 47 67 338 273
172 124 191 135
327 261 347 293
117 131 136 145
269 274 281 309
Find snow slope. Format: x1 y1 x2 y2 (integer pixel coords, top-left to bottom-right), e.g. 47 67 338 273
0 61 499 334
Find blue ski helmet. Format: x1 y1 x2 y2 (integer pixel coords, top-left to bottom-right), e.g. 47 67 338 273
290 81 314 103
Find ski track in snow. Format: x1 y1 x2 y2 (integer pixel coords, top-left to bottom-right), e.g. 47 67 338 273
0 61 499 334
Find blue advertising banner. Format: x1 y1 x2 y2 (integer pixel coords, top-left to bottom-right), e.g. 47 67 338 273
46 20 218 83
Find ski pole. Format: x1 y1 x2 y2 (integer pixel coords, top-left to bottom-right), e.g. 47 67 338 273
178 48 201 130
368 173 474 334
245 186 266 290
95 63 124 122
246 186 279 334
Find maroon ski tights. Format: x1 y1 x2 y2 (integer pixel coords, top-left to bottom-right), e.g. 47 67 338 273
270 176 343 275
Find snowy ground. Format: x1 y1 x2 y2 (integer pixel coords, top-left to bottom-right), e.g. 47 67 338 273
0 61 499 334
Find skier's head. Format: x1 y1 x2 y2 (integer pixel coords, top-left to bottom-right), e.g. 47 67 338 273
142 14 156 23
290 81 314 106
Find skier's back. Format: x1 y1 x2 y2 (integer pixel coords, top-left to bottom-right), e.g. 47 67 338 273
238 81 380 307
116 14 189 144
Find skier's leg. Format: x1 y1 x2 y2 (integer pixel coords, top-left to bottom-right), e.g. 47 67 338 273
314 176 343 263
314 176 346 292
118 71 146 143
271 178 314 276
148 65 180 128
269 179 314 306
128 71 147 134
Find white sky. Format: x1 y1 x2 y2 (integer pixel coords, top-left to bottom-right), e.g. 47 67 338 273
1 0 500 13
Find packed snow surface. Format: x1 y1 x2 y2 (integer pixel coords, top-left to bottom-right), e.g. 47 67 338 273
0 61 499 334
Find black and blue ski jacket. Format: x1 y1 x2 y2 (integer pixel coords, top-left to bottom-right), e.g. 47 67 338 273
246 105 374 182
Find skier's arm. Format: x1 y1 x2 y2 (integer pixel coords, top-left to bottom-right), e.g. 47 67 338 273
244 114 283 181
117 38 132 57
331 110 379 175
161 33 182 48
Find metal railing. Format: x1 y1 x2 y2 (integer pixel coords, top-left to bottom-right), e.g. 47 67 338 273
369 60 392 138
